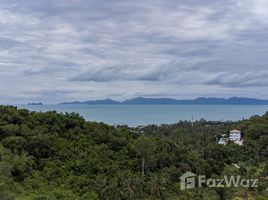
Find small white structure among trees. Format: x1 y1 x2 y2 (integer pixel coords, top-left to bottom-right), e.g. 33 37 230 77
218 129 243 145
229 129 241 141
218 138 228 145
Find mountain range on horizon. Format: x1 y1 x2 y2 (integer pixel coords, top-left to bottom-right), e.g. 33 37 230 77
59 97 268 105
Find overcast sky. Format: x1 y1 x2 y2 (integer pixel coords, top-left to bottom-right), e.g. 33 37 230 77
1 0 268 104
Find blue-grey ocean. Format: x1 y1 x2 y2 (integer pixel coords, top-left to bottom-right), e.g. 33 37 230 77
17 105 268 127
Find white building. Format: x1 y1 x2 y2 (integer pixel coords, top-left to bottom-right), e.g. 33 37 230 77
229 129 241 141
218 138 227 145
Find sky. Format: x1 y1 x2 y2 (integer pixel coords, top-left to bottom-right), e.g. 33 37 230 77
0 0 268 104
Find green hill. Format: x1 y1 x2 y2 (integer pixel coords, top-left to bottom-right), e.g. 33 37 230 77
0 106 267 200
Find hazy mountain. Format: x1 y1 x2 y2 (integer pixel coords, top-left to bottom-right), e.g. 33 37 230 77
60 99 120 105
122 97 179 105
60 97 268 105
27 103 43 105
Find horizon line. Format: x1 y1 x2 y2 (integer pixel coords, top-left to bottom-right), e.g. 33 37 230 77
20 96 268 105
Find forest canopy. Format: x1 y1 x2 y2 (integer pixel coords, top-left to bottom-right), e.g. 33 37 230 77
0 106 267 200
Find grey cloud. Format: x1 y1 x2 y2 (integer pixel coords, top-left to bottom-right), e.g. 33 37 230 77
0 37 23 49
0 0 268 103
204 71 268 87
70 65 170 82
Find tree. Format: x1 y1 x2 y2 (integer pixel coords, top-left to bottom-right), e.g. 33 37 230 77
135 135 156 176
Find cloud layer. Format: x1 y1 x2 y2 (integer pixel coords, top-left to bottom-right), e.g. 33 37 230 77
0 0 268 103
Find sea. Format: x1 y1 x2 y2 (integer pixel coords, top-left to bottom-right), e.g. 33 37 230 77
16 104 268 127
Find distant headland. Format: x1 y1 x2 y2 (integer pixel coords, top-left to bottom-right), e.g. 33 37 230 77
27 103 43 106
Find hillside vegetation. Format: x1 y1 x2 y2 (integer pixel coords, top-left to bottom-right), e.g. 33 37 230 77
0 106 267 199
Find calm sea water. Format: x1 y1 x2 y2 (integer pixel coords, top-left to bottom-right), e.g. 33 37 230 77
17 104 268 127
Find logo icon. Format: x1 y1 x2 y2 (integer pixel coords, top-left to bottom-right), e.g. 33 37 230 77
180 171 196 190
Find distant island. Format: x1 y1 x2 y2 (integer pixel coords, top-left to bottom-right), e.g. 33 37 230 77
60 97 268 105
27 102 43 105
61 99 119 105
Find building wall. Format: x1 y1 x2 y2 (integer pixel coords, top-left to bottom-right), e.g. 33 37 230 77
229 133 241 141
